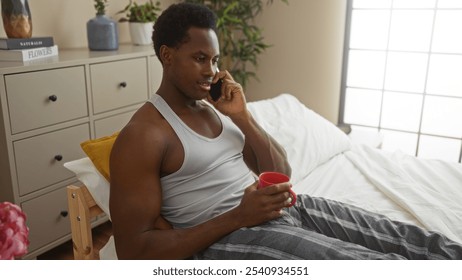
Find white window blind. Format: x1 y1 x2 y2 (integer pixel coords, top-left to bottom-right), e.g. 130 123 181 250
341 0 462 163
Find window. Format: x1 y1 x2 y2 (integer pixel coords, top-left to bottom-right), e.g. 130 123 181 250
340 0 462 163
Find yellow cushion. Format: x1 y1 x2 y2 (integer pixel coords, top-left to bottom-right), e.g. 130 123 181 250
80 132 119 181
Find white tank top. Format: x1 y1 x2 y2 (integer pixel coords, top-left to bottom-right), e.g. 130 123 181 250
148 94 256 228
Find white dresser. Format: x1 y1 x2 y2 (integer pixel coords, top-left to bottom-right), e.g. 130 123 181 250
0 45 162 259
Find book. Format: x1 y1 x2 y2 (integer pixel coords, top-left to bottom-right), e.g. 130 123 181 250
0 36 54 50
0 45 58 62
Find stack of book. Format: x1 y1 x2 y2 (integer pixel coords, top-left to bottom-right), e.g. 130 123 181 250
0 36 58 62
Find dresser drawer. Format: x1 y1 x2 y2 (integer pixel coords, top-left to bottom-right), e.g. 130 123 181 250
21 187 70 253
94 110 136 138
14 124 90 196
5 66 88 134
91 58 149 114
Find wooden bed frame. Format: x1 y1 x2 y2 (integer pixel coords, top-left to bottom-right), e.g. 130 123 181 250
66 185 104 260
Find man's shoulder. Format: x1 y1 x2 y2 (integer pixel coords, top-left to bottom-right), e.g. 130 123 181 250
117 103 175 146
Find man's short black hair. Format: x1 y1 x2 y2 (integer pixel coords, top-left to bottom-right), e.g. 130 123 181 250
152 3 218 63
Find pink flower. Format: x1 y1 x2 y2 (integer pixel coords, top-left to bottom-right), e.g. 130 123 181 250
0 202 30 260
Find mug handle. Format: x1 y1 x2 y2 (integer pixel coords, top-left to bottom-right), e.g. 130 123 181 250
287 189 297 207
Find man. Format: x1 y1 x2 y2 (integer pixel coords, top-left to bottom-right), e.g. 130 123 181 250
109 3 462 260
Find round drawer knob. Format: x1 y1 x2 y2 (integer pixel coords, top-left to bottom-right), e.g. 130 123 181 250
119 81 127 88
54 154 63 161
60 210 68 217
48 95 58 102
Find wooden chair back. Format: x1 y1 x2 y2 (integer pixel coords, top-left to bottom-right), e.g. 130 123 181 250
66 184 104 260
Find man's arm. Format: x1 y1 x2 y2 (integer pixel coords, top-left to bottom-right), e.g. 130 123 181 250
208 71 292 176
109 121 292 259
235 112 292 176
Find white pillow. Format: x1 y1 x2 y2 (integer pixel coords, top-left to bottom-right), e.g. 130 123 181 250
64 157 111 219
247 93 351 184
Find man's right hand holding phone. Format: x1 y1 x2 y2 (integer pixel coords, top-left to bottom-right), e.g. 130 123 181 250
208 70 248 120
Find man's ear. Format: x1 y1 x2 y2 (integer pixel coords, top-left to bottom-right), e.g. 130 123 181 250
159 45 173 65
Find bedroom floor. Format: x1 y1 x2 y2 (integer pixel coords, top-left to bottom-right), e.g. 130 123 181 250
37 221 112 260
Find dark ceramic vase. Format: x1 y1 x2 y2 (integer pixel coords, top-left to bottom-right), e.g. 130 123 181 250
1 0 32 38
87 14 119 51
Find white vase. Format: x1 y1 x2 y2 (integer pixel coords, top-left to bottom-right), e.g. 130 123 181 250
129 22 153 45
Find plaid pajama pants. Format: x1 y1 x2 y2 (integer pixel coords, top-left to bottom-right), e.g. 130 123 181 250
195 195 462 259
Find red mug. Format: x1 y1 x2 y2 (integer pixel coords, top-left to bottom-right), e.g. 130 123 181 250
258 172 297 207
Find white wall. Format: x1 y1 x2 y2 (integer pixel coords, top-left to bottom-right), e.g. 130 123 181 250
1 0 346 122
246 0 347 123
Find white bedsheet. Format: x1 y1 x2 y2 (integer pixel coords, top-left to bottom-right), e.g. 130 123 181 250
294 144 462 244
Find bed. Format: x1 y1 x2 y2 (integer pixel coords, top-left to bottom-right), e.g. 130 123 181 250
64 93 462 259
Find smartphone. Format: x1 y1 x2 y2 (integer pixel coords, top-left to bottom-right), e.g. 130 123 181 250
210 79 223 102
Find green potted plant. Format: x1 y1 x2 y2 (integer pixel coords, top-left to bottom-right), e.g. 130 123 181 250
185 0 288 88
118 0 161 45
94 0 107 15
